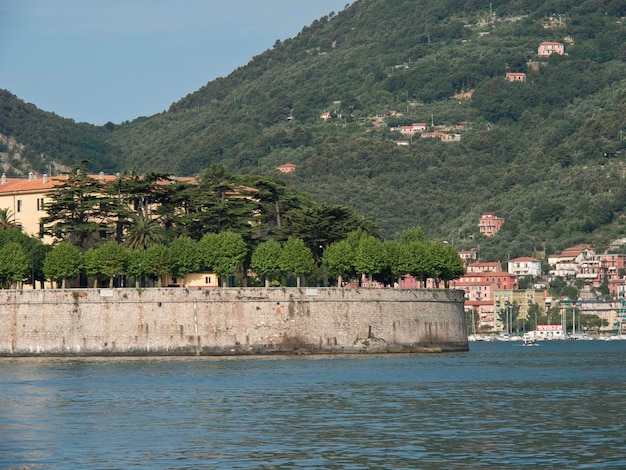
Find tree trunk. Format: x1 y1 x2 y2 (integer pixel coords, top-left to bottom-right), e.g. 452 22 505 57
265 277 270 288
337 274 343 287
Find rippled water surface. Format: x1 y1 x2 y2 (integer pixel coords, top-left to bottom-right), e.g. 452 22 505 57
1 341 625 469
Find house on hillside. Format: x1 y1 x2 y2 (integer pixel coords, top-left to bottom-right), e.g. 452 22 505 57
390 123 427 134
421 131 461 142
548 245 595 278
538 41 564 56
276 163 297 173
467 261 502 273
478 213 505 237
505 72 526 82
508 257 542 277
458 250 478 266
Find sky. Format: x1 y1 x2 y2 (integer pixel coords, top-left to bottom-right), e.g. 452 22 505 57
0 0 351 125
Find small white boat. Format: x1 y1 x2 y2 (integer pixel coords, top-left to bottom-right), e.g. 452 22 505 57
522 333 537 346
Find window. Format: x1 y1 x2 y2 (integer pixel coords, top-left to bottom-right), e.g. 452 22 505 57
37 198 45 210
205 276 212 284
17 200 22 212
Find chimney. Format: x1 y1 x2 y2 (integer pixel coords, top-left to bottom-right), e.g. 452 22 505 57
1 173 5 185
43 174 48 184
99 171 105 181
28 171 34 181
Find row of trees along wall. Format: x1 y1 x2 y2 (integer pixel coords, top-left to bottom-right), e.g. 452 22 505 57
0 166 465 290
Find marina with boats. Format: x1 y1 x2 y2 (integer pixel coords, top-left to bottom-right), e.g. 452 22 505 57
468 331 626 342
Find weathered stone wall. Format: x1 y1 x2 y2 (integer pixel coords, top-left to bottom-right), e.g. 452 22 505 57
0 287 468 356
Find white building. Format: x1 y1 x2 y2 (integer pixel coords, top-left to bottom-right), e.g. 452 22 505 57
508 257 542 277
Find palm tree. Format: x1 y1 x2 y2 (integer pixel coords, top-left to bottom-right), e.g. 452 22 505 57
125 216 165 250
0 208 21 230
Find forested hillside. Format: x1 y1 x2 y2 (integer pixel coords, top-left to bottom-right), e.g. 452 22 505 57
1 0 625 262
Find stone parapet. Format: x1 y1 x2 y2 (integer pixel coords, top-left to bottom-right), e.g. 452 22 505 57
0 287 468 356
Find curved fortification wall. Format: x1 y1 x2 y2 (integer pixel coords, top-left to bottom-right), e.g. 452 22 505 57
0 288 468 356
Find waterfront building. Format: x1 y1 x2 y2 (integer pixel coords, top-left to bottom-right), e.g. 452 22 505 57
0 172 117 243
494 289 546 332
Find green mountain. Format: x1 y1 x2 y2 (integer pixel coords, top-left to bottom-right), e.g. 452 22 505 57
1 0 625 261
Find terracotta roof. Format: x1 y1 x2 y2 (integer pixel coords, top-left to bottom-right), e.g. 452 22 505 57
0 174 117 194
510 257 541 262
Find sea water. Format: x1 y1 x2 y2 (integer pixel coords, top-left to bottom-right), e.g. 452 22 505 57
1 341 625 469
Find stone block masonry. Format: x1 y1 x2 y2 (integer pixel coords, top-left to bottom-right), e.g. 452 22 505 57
0 287 468 356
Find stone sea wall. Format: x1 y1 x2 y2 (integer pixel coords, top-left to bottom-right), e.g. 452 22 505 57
0 287 468 356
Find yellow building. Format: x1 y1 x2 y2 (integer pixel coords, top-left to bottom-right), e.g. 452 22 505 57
0 172 84 243
494 289 546 331
0 172 222 288
163 272 219 289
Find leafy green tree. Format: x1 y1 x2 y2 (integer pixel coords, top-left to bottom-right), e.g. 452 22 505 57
29 238 50 289
84 241 127 288
141 245 172 287
248 177 307 231
180 165 257 240
281 204 378 263
198 231 248 287
430 242 465 288
324 239 355 287
354 235 386 284
251 239 283 287
126 249 147 288
279 237 315 288
0 230 51 289
578 313 608 331
405 240 435 287
399 227 428 243
169 236 200 282
42 165 120 248
43 242 82 288
384 240 409 286
84 248 100 287
0 242 29 288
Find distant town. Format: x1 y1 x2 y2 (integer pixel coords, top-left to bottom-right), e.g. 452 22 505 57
409 212 626 339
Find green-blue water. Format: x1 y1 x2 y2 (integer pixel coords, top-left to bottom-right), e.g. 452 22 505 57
2 341 625 469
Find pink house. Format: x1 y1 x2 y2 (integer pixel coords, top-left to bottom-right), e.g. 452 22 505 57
538 41 564 56
478 213 505 237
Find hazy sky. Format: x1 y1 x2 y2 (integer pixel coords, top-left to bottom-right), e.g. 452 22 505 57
0 0 351 125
